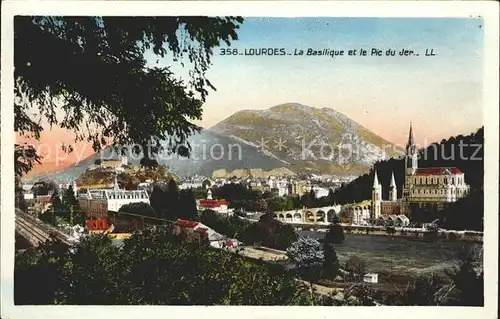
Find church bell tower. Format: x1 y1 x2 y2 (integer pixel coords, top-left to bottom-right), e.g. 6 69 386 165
405 123 418 176
371 170 382 220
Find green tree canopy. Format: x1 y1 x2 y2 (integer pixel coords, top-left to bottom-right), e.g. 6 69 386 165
15 229 314 305
324 222 345 245
15 16 244 174
322 242 340 280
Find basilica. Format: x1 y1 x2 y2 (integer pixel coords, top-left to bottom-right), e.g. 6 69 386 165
371 124 470 220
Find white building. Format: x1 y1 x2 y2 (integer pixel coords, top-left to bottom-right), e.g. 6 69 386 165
179 181 203 190
371 123 471 219
402 123 470 204
307 186 330 198
363 273 379 284
197 189 233 215
78 177 150 218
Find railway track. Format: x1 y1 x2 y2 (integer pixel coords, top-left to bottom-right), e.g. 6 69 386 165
15 210 71 247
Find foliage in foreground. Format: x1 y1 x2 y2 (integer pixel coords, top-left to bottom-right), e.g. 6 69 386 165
15 229 313 305
14 229 484 306
286 236 324 282
14 16 244 179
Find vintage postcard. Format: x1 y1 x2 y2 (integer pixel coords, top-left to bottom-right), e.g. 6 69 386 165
1 1 498 318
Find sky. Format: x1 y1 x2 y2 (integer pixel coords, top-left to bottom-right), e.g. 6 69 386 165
146 17 483 146
18 17 484 175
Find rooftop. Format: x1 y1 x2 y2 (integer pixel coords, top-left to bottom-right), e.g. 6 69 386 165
415 167 463 176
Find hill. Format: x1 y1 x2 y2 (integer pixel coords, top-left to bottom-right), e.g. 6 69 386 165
210 103 399 174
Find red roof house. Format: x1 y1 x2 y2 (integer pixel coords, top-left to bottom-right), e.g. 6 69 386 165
175 219 199 228
198 199 229 209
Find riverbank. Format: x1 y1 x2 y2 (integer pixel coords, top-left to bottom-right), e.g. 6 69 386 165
340 228 483 243
304 224 483 243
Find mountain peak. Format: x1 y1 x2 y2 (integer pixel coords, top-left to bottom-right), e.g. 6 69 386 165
209 103 399 175
269 103 312 112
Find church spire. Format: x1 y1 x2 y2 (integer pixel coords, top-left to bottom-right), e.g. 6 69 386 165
390 171 396 187
389 170 397 201
405 122 419 176
373 170 380 187
406 122 416 154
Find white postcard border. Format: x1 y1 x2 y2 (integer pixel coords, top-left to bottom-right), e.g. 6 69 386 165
1 1 498 318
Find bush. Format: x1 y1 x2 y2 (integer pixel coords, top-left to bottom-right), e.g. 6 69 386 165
286 237 324 282
344 256 366 281
15 229 316 305
322 242 340 280
325 223 345 244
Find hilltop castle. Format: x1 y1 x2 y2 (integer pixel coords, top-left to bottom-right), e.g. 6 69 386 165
371 124 470 219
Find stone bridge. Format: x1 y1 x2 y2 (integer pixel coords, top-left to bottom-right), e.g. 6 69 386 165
275 206 342 224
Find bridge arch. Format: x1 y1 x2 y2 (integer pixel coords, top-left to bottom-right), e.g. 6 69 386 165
327 209 337 222
285 213 293 222
316 210 326 222
293 212 302 223
305 211 315 222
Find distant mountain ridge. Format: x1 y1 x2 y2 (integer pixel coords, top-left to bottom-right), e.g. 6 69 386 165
210 103 399 174
24 103 399 181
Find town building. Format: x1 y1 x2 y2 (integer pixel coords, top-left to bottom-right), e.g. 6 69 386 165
78 176 150 219
196 189 233 215
173 219 210 246
363 273 379 284
371 123 471 221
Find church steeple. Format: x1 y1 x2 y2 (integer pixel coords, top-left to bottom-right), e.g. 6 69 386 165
405 123 418 176
389 171 397 201
390 171 396 187
406 122 415 153
371 170 382 219
373 170 380 187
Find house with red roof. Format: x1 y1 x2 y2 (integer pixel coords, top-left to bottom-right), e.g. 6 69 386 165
196 188 233 215
173 219 210 245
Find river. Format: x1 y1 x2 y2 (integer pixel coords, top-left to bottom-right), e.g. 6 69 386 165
298 230 481 280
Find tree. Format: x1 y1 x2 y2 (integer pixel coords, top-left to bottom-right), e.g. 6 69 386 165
62 186 85 225
344 256 366 281
284 197 294 210
322 242 340 280
15 143 42 177
149 184 168 218
15 176 29 212
178 189 198 220
15 228 316 305
286 237 324 282
15 16 244 175
140 157 159 168
443 246 484 306
324 219 345 244
164 179 180 219
326 188 335 205
119 202 157 218
43 190 66 225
